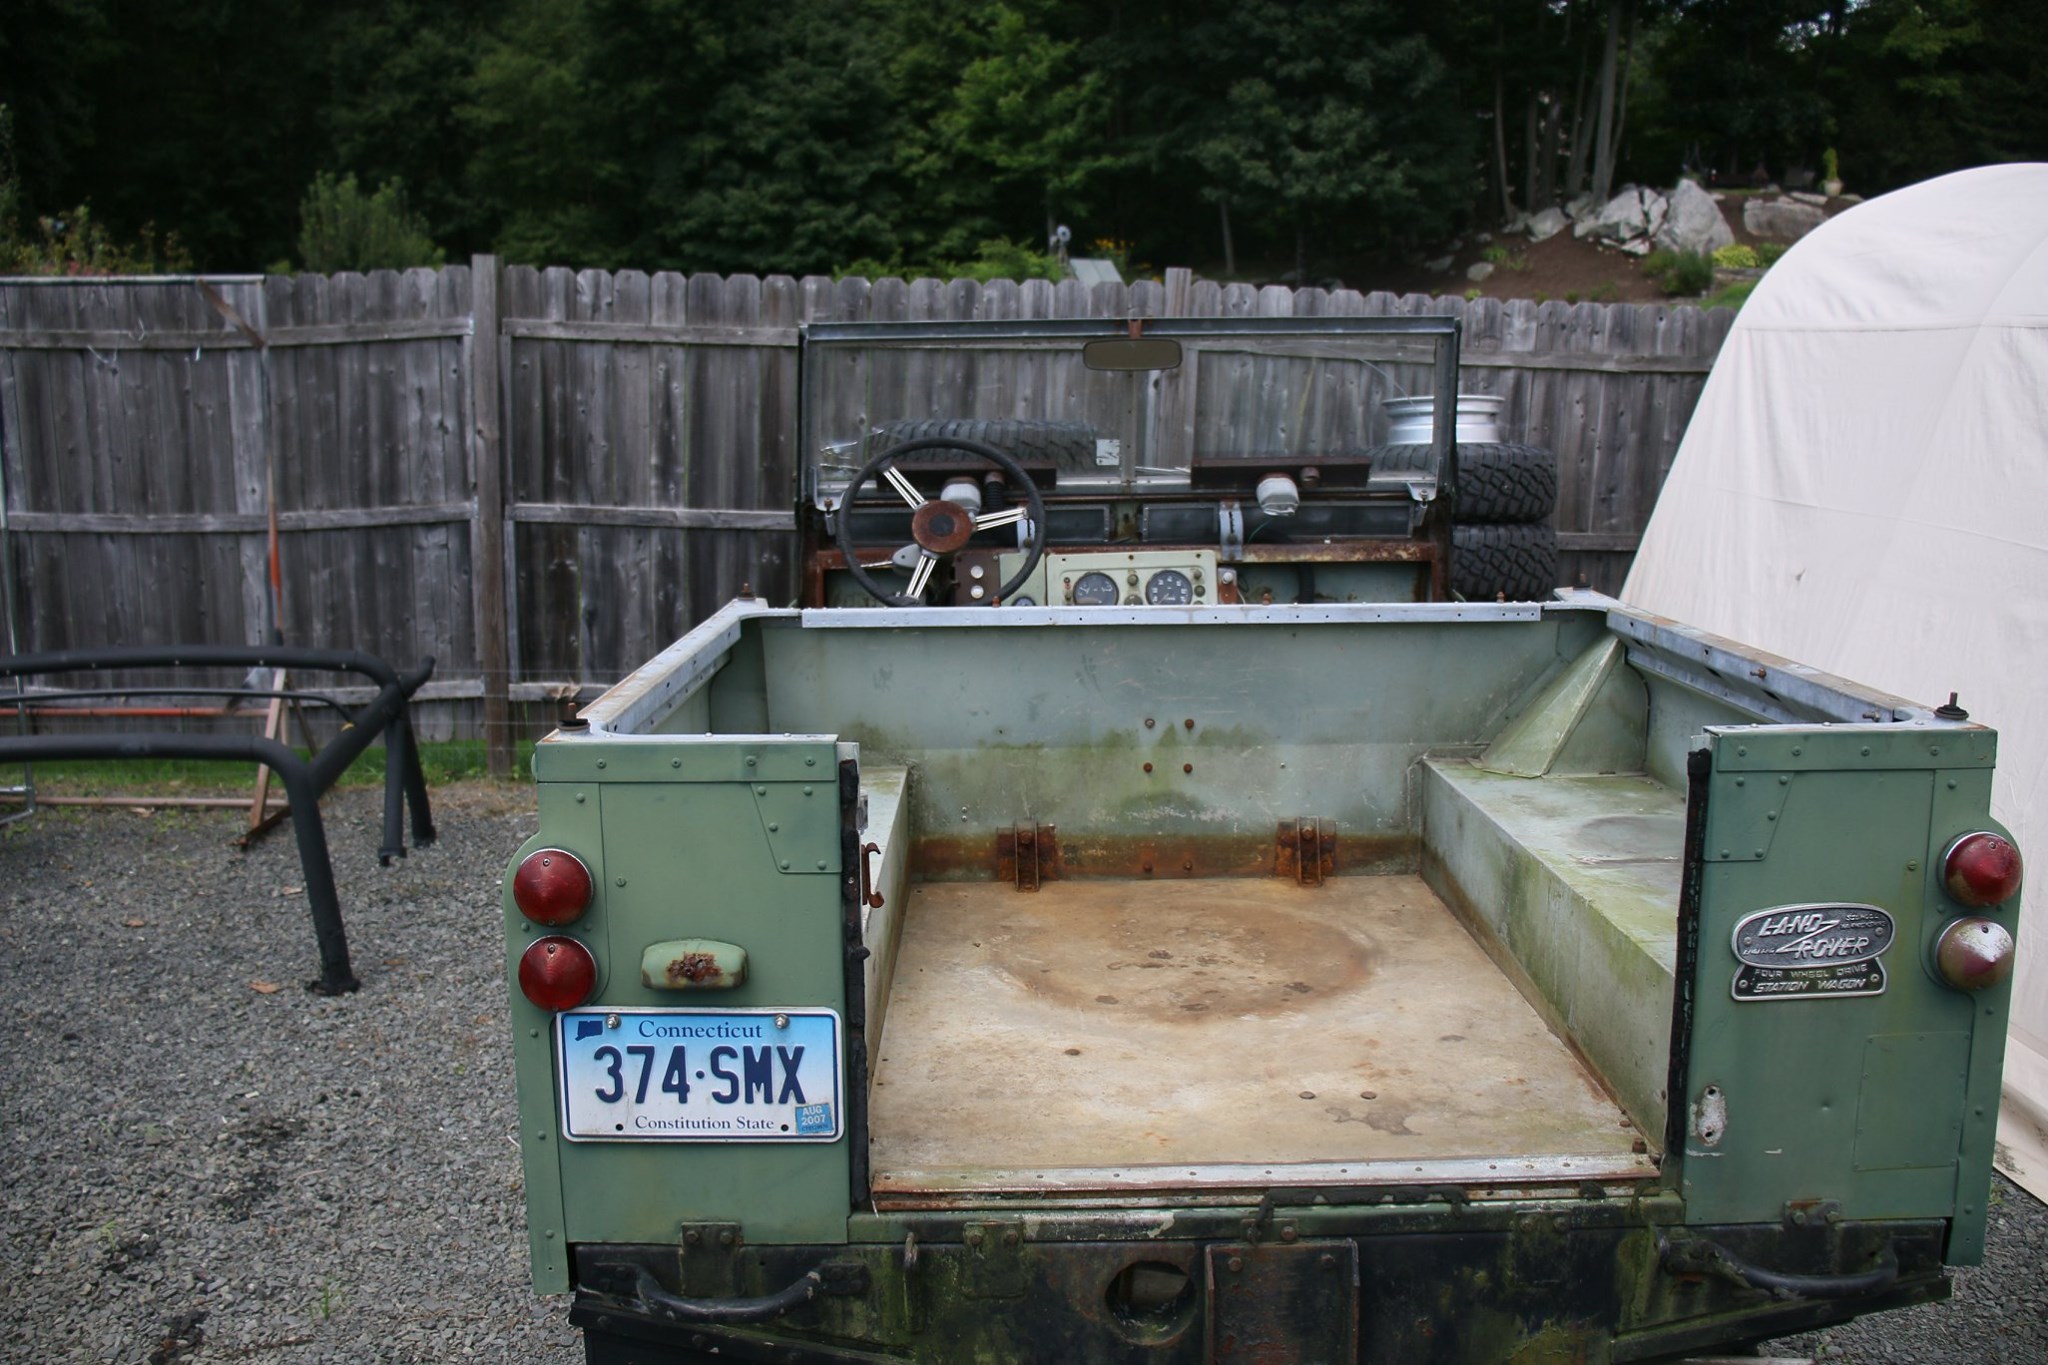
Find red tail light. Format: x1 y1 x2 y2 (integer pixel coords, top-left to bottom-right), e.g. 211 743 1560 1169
1943 832 2023 907
519 936 597 1011
513 848 594 926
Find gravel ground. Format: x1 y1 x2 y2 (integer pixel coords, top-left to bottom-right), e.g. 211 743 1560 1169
1 786 2042 1364
1767 1173 2048 1362
0 786 579 1365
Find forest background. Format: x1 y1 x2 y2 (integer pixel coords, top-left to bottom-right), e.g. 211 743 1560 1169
2 0 2045 281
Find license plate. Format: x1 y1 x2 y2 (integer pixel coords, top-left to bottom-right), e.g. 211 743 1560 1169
556 1008 842 1142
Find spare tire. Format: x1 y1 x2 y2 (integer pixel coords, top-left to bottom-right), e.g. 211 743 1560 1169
874 418 1102 469
1452 522 1560 602
1368 442 1558 523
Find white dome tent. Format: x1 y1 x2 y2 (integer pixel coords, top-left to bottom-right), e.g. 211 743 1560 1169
1624 162 2048 1195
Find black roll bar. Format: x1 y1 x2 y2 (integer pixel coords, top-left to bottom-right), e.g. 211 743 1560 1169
0 647 439 994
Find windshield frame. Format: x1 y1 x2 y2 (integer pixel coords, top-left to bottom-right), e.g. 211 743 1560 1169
797 315 1462 507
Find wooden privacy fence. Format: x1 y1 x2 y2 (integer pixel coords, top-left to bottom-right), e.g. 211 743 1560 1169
0 259 1732 769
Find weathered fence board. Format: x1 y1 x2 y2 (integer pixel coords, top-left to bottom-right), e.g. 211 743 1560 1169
1 264 1733 751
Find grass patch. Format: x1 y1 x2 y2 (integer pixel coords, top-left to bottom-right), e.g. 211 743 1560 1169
1702 279 1758 310
8 739 537 797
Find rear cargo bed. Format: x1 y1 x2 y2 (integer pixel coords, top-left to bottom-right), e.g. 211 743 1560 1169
867 874 1658 1200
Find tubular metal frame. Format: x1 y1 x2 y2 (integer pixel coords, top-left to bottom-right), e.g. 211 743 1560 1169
0 646 438 993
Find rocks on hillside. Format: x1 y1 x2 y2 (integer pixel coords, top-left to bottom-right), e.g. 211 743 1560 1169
1743 196 1828 242
1548 181 1739 257
1654 179 1736 255
1526 207 1569 243
1503 180 1770 257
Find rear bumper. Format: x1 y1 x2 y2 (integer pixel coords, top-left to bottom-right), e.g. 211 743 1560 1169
565 1214 1950 1364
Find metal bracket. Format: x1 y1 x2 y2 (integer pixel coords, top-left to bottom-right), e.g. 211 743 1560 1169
996 822 1061 891
1275 818 1336 885
677 1223 743 1297
962 1221 1027 1299
1508 1210 1569 1289
1782 1198 1844 1265
1219 500 1245 559
1207 1240 1358 1361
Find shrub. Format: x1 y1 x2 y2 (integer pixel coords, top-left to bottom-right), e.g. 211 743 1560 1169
834 238 1063 285
3 204 189 276
1641 248 1714 297
949 238 1064 283
293 172 444 274
1712 244 1761 269
1756 241 1789 267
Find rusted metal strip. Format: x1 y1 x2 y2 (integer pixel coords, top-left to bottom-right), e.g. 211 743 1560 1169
1276 818 1337 884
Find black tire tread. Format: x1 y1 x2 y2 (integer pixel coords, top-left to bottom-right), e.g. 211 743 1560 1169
1368 442 1559 523
875 418 1100 468
1451 522 1560 602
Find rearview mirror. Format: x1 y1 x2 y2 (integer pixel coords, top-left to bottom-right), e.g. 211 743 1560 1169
1082 337 1183 372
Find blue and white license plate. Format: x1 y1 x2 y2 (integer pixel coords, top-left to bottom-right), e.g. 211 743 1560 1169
556 1008 842 1142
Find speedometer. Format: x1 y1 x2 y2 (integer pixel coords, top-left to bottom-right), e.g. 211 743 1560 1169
1144 569 1194 605
1070 571 1119 606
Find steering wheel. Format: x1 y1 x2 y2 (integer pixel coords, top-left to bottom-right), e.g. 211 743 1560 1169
834 436 1047 606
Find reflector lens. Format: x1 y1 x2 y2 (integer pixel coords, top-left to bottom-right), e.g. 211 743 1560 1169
1943 832 2023 907
519 935 597 1011
1934 917 2017 992
513 848 594 926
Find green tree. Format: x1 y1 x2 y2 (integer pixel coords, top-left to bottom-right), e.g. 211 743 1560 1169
1956 0 2048 167
616 0 908 273
320 0 496 254
896 1 1118 257
67 0 324 267
291 172 444 274
458 0 620 267
1189 0 1472 278
0 0 117 239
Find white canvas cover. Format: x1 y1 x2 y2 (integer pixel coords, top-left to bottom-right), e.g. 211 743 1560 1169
1624 163 2048 1195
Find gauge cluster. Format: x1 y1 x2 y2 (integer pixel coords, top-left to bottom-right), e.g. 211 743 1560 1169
961 549 1227 607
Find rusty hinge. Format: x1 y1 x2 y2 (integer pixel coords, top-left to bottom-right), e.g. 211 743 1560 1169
1275 818 1336 885
995 822 1061 891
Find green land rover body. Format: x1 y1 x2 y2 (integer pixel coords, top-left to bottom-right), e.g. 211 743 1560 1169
501 319 2022 1363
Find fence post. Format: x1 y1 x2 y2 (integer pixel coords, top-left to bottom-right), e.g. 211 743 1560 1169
467 255 513 777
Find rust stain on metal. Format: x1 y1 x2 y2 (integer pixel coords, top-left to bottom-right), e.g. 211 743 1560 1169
1276 818 1338 885
640 938 747 990
995 823 1063 891
974 880 1376 1021
913 831 1413 883
668 952 721 985
1238 540 1433 564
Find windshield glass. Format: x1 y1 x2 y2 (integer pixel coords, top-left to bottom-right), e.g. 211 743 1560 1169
801 319 1451 507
